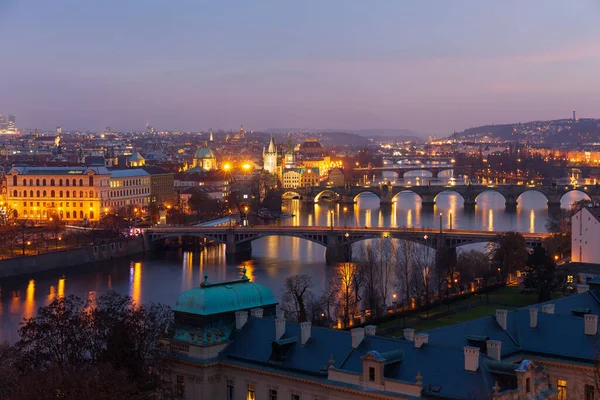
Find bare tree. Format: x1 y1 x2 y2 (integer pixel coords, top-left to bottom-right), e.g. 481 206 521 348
281 274 313 322
333 263 360 328
358 244 380 317
396 240 414 308
411 243 435 307
376 239 396 311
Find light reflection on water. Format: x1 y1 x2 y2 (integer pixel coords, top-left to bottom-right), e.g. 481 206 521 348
0 190 592 343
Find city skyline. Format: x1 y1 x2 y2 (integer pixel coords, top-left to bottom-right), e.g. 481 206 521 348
1 1 600 134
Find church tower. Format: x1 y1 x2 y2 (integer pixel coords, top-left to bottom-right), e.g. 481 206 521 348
284 134 296 169
209 129 213 142
263 135 278 174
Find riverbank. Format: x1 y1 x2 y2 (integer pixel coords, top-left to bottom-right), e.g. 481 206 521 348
0 237 146 279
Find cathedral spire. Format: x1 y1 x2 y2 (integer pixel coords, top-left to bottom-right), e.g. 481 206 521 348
267 135 277 154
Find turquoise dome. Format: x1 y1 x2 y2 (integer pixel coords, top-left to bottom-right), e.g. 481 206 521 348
194 146 215 160
174 277 277 316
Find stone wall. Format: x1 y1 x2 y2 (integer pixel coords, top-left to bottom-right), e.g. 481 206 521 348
0 238 146 279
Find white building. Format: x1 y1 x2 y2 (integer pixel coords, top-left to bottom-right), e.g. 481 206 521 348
282 169 300 189
571 205 600 264
108 169 151 211
263 136 278 175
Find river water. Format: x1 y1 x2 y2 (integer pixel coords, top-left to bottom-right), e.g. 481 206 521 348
0 190 589 343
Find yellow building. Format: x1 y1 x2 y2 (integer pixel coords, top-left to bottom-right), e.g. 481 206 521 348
7 166 111 222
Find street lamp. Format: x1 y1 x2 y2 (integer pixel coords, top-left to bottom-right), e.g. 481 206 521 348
343 206 348 228
330 210 334 230
449 210 453 230
439 212 443 233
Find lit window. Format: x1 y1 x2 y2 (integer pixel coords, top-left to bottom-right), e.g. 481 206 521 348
247 384 256 400
558 380 567 400
567 275 574 283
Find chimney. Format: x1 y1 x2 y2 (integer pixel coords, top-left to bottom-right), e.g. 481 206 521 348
577 284 590 294
464 346 480 372
351 328 365 348
529 308 538 328
495 309 508 331
414 333 429 348
542 304 555 314
300 321 312 345
486 340 502 361
585 314 598 336
365 325 377 336
403 328 415 342
235 311 248 330
275 317 286 340
250 308 263 318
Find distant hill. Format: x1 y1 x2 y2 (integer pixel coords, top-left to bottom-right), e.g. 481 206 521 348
262 128 424 142
451 118 600 144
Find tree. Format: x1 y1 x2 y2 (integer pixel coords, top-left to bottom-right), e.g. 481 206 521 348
281 274 313 323
333 263 360 328
523 246 557 302
395 240 414 308
489 232 528 282
457 250 490 284
98 214 127 237
187 191 222 222
13 292 175 399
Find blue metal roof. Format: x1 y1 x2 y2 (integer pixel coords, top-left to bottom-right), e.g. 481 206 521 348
173 277 277 316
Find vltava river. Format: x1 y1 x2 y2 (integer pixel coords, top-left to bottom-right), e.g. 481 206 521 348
0 190 589 343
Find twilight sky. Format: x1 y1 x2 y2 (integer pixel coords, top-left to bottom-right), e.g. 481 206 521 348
1 0 600 135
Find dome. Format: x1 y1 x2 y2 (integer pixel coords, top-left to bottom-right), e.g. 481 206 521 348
194 146 215 159
173 277 277 316
299 140 323 150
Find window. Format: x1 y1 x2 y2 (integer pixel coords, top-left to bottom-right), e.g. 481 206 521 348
36 179 40 186
42 179 46 186
369 367 376 382
13 190 17 197
79 178 83 187
36 190 40 197
51 179 55 186
227 380 234 400
51 190 55 197
558 380 567 400
586 384 595 400
89 176 93 186
12 176 17 186
269 389 278 400
173 374 185 397
291 395 300 400
247 384 256 400
526 377 531 393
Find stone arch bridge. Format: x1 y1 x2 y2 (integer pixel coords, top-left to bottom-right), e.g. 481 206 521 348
282 183 600 210
144 226 548 265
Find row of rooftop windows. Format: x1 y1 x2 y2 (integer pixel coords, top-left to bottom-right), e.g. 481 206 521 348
20 201 92 209
12 176 94 187
12 190 97 199
22 209 93 220
110 188 149 197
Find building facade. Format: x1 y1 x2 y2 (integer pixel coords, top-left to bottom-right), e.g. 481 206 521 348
282 169 301 189
7 166 111 222
263 136 278 175
572 206 600 264
107 169 151 211
300 168 320 188
157 273 600 399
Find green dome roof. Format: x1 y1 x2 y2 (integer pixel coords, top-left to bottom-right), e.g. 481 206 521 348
194 146 215 159
173 277 277 316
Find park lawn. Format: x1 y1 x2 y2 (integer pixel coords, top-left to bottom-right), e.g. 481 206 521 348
379 286 549 337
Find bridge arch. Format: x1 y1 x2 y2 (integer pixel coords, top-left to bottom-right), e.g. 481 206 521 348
474 189 507 203
437 169 454 178
282 191 302 200
314 189 341 202
353 190 381 203
433 189 465 203
559 188 592 205
391 189 423 202
403 169 433 179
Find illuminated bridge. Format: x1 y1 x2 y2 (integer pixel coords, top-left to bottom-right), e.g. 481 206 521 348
144 225 549 265
283 183 600 210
